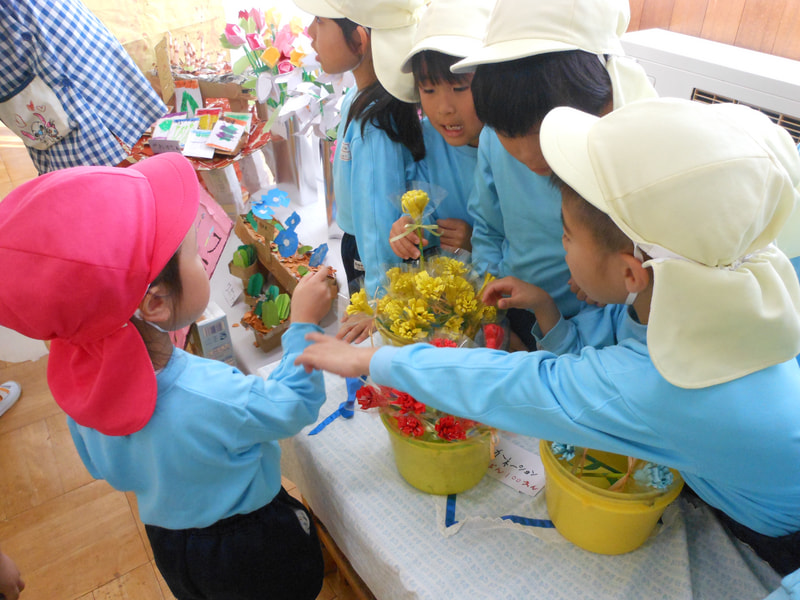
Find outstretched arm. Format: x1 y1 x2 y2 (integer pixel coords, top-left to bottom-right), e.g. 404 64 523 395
295 332 377 377
483 276 561 336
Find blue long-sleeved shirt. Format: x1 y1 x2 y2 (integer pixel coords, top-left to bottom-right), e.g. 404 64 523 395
370 305 800 537
469 127 585 318
68 323 325 530
333 87 418 297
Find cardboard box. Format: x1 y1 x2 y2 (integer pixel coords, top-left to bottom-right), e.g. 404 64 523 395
189 301 237 366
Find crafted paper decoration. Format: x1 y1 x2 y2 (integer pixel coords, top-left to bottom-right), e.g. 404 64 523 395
274 211 300 257
251 188 290 219
309 243 328 267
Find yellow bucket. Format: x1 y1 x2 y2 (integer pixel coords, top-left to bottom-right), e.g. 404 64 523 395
381 413 492 495
540 440 683 555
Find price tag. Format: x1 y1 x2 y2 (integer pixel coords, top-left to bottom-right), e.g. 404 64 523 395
487 437 546 497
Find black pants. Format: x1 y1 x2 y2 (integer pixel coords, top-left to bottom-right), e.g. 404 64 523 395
145 488 324 600
341 232 365 297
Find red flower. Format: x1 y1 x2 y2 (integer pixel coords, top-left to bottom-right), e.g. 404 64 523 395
393 391 426 415
435 416 467 441
397 415 424 437
356 385 386 410
431 338 458 348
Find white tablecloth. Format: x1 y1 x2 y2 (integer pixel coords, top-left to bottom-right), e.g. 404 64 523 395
265 365 782 600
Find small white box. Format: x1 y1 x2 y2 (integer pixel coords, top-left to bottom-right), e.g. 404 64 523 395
190 301 237 367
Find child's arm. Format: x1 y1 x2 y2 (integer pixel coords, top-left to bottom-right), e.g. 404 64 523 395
0 544 24 600
290 267 336 325
295 332 376 376
483 276 561 336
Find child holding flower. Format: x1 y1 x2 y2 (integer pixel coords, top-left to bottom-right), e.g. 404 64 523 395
0 154 336 600
388 0 492 260
294 0 426 305
296 99 800 584
454 0 656 350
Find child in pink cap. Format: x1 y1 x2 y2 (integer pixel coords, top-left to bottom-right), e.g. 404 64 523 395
0 153 334 600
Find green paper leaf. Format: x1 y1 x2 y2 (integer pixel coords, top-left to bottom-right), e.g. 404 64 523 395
276 293 291 320
297 245 313 255
247 272 264 297
297 265 309 277
267 285 280 301
254 300 264 317
246 212 258 229
232 55 252 76
262 300 280 328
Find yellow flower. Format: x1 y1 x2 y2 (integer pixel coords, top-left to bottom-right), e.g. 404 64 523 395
289 49 305 67
346 289 373 316
401 190 429 221
402 298 435 324
414 271 445 300
265 8 281 28
443 315 464 334
261 46 281 68
289 16 304 35
378 296 404 322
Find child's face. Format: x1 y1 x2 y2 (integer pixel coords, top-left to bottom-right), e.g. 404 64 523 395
496 128 551 176
168 225 211 331
418 74 483 148
561 196 629 305
307 17 362 75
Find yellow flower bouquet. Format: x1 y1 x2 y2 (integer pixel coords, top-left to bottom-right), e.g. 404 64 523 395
347 251 498 344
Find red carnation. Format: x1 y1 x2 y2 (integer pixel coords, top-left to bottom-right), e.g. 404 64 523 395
435 416 467 441
394 392 426 415
356 386 386 410
397 415 424 437
431 338 458 348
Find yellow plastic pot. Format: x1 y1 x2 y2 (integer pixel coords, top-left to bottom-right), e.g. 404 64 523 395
540 440 683 555
381 413 492 495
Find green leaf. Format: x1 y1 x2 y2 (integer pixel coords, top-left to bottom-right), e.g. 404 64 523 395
266 285 280 301
297 265 309 277
262 300 280 327
276 293 291 320
254 300 264 317
247 272 264 297
297 245 313 255
246 212 258 229
232 55 252 76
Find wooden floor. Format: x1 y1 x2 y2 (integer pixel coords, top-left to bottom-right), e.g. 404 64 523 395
0 127 362 599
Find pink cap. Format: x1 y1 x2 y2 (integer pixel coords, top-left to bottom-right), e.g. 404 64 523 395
0 153 199 435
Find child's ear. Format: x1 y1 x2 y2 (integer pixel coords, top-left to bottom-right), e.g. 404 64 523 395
137 285 172 325
353 25 370 55
620 252 651 294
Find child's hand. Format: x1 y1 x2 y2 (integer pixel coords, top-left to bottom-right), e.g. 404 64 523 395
568 278 605 307
336 313 374 344
0 549 24 600
290 267 336 325
295 332 377 376
483 276 561 335
436 218 472 252
390 216 427 259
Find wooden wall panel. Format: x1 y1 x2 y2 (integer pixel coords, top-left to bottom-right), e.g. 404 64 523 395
628 0 800 61
639 0 675 30
669 0 709 37
734 0 786 54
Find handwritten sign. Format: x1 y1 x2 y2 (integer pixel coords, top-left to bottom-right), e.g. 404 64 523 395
487 437 546 497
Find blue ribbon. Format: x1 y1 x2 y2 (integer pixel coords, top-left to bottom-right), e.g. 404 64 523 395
444 494 555 529
308 376 365 435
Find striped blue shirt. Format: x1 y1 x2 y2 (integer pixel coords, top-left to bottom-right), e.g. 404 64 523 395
0 0 166 173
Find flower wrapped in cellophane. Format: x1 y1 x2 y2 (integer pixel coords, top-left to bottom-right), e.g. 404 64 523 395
348 251 498 344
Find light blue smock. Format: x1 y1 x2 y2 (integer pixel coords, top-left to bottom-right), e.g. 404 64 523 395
370 304 800 537
469 127 584 318
68 323 325 530
333 86 418 297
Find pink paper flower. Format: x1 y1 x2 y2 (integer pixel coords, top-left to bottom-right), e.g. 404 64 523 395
277 59 295 74
224 23 247 47
273 24 296 56
246 32 266 51
249 8 266 33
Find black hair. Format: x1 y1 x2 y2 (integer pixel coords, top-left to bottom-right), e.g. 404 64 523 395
550 173 631 253
411 50 470 87
471 50 612 137
333 19 425 161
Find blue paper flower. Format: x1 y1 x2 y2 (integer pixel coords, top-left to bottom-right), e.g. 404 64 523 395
633 462 674 490
551 442 575 462
251 188 291 220
309 243 329 267
275 228 299 257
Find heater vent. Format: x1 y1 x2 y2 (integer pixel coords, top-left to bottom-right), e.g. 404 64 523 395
691 89 800 143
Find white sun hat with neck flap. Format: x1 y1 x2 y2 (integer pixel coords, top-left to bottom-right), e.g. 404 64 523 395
297 0 426 103
400 0 494 73
451 0 656 109
540 98 800 389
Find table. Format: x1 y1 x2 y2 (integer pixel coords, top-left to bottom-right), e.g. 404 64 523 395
267 365 783 600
